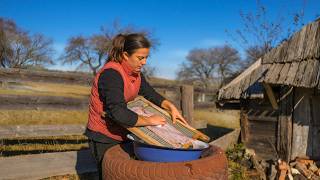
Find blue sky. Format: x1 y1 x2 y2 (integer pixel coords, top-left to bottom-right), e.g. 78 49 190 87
1 0 319 79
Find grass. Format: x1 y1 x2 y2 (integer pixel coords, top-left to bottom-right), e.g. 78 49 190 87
0 110 88 125
194 108 240 129
0 135 89 157
0 81 90 98
0 108 240 129
0 144 88 153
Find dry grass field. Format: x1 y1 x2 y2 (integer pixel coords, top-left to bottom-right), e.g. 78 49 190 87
0 81 90 98
0 78 239 128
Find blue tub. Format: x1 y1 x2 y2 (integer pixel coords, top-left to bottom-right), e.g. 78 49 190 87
127 134 209 162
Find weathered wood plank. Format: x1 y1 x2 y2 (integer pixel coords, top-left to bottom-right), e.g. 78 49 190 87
180 85 194 124
308 60 320 87
264 64 277 82
291 88 312 160
284 62 299 85
278 86 293 162
248 115 278 122
293 60 308 87
240 102 249 142
262 20 320 64
300 59 317 87
263 83 279 110
277 63 291 84
249 122 277 134
311 96 320 157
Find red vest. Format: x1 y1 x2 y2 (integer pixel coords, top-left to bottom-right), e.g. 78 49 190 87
87 61 141 141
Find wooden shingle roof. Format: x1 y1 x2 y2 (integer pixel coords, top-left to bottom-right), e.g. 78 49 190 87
261 19 320 88
218 19 320 100
218 59 267 100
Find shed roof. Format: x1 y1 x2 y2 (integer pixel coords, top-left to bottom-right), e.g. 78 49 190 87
218 59 267 100
218 19 320 101
261 19 320 88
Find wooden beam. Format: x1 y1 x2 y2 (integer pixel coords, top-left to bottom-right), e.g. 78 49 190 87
278 86 293 162
263 83 279 110
240 108 249 142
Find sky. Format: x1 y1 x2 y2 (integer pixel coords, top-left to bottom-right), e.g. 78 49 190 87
1 0 319 79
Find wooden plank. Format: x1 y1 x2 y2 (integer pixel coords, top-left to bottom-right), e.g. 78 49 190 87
291 88 312 160
180 85 194 125
284 62 299 85
278 86 293 162
300 60 317 87
249 122 277 134
268 63 284 84
293 60 308 86
296 25 308 60
311 96 320 157
277 63 291 84
308 60 320 87
220 58 261 90
264 64 277 82
263 83 279 110
240 103 249 142
248 115 278 122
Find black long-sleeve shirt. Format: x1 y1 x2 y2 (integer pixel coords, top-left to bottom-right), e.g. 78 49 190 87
85 69 165 143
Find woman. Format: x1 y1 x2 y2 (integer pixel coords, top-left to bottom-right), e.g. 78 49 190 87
85 33 187 179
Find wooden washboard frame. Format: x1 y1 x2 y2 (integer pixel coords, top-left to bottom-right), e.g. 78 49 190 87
127 96 210 148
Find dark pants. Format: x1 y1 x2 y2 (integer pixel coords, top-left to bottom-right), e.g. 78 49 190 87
89 140 119 180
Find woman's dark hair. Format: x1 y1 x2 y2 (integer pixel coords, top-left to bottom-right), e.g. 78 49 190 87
108 33 151 62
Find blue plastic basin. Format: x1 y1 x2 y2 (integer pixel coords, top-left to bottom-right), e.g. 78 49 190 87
131 137 209 162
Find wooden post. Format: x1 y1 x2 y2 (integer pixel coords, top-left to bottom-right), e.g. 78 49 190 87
278 86 293 162
181 85 194 125
240 100 249 142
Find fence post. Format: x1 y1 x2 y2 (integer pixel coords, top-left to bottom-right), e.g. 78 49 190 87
180 85 194 125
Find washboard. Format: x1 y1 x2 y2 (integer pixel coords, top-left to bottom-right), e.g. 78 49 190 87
127 96 210 148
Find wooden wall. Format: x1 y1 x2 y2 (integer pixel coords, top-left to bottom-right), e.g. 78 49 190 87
240 99 279 160
291 87 320 159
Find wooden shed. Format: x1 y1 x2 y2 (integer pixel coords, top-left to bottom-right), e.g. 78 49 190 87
218 19 320 162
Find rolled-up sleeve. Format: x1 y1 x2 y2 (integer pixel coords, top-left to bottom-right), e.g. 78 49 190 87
98 69 138 127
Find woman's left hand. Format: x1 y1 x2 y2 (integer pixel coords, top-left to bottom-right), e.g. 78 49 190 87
161 100 188 125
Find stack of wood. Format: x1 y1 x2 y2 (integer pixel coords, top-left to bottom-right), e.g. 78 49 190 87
277 157 320 180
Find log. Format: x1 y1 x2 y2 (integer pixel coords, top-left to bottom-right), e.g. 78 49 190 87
296 162 315 179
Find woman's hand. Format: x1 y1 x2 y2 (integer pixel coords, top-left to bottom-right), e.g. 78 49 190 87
161 100 188 125
135 115 166 126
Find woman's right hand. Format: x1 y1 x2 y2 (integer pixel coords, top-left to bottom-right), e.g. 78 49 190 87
135 115 166 126
146 115 167 126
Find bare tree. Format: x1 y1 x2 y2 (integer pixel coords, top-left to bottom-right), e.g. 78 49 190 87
60 35 109 76
177 45 240 88
226 0 307 67
61 20 158 76
177 48 217 88
0 18 54 68
212 46 241 87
